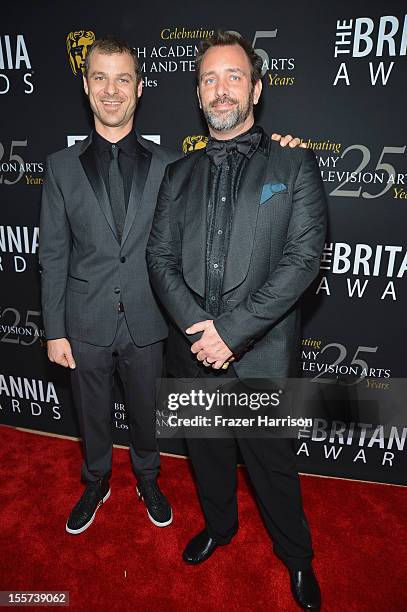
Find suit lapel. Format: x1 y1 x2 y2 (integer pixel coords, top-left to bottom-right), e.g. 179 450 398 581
222 132 271 294
79 134 118 241
182 152 210 298
121 140 152 247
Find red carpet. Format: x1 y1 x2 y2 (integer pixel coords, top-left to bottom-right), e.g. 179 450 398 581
0 425 406 611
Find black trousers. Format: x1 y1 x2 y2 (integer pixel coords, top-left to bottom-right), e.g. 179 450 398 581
185 369 314 571
69 312 163 483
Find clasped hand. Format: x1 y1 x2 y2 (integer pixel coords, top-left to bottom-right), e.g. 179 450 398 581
186 320 233 369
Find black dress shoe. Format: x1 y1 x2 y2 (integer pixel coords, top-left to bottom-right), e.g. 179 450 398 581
182 529 220 564
289 568 321 610
66 476 110 535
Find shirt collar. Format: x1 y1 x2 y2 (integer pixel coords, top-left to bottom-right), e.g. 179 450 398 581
208 124 263 159
93 129 138 158
206 124 263 167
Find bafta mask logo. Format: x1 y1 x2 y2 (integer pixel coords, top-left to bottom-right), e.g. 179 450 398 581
182 135 208 154
66 30 96 75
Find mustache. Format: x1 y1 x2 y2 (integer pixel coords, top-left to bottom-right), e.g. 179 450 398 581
210 96 238 108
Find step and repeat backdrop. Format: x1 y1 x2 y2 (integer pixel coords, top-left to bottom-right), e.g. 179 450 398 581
1 1 406 484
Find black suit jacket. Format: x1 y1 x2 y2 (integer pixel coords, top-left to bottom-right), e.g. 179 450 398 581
146 130 327 378
39 132 179 346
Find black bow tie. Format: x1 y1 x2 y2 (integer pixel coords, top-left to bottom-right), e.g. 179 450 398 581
205 131 256 166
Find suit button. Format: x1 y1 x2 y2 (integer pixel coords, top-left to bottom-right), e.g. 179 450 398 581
114 287 120 294
120 256 126 263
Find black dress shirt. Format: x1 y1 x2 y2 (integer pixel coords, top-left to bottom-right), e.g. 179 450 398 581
92 129 138 209
205 125 262 317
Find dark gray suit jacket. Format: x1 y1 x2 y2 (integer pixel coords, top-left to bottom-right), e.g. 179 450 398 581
146 131 327 378
39 132 179 346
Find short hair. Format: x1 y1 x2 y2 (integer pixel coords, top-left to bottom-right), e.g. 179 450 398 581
195 31 263 87
84 35 141 82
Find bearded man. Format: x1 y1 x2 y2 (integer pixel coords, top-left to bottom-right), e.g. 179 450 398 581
147 31 326 610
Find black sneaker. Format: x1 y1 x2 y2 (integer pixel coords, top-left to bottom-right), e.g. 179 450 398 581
66 477 110 535
136 478 173 527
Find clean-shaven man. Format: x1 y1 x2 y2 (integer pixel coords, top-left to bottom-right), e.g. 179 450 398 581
147 32 326 610
39 36 300 536
39 37 177 533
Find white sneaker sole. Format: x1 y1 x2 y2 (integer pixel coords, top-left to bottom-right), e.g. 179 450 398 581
66 488 111 535
147 508 173 527
136 486 173 527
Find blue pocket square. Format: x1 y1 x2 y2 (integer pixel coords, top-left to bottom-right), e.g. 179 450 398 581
260 182 287 204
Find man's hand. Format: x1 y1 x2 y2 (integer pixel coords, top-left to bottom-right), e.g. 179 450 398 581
272 133 307 148
47 338 76 369
186 320 233 369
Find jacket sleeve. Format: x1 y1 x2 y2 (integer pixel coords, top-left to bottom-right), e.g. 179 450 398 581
213 149 327 355
146 165 211 343
38 155 71 340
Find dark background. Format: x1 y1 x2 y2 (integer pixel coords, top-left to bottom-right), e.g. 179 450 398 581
1 1 406 484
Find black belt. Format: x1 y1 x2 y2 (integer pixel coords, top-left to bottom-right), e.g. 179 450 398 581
117 302 124 313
